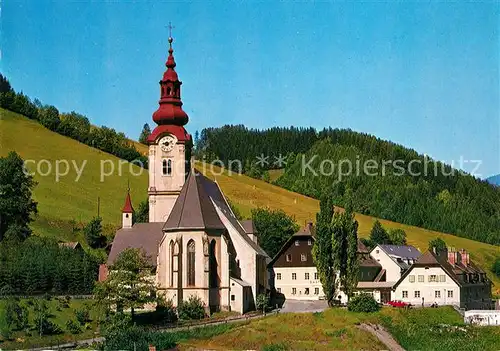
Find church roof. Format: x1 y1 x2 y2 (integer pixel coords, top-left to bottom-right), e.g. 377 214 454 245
164 170 269 258
107 222 164 267
163 170 226 231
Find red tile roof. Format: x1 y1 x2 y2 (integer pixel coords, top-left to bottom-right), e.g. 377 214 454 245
122 192 134 213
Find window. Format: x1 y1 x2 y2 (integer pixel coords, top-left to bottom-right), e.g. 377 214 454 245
301 254 307 262
448 290 453 298
305 273 310 280
187 240 196 286
414 291 421 298
169 240 174 287
402 291 408 298
286 254 292 262
162 159 168 175
418 275 424 282
409 275 415 283
167 159 172 175
125 213 129 218
315 288 319 295
439 275 446 282
308 239 312 246
231 295 235 301
375 249 379 254
435 291 441 298
276 273 281 280
295 240 300 246
292 273 297 280
314 272 318 280
277 288 281 293
304 288 310 295
429 275 437 282
292 288 296 295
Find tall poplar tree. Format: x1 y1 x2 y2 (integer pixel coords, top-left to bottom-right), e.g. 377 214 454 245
332 208 359 301
312 195 337 306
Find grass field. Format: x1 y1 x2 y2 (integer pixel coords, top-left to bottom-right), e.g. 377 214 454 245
0 297 100 350
180 307 500 351
0 108 149 241
1 108 498 291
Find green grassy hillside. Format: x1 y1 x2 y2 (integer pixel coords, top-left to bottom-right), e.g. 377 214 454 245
0 108 148 241
2 108 498 292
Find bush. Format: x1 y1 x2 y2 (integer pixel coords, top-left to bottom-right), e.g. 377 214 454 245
256 293 270 312
178 295 206 320
347 293 380 313
156 296 178 324
75 308 90 325
66 319 82 334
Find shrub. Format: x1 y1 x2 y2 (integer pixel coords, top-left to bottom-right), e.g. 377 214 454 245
256 293 271 312
347 293 380 313
4 298 29 331
178 295 206 320
156 296 178 324
66 319 82 334
75 308 90 325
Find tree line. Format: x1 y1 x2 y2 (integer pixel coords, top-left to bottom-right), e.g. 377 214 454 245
0 73 147 168
0 236 98 296
196 125 500 245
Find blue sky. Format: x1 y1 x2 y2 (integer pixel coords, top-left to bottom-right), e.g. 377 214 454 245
2 1 499 177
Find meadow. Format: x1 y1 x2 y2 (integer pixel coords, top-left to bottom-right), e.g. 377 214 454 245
179 307 500 351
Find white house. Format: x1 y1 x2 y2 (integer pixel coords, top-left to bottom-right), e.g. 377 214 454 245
464 310 500 326
393 249 492 309
370 244 421 282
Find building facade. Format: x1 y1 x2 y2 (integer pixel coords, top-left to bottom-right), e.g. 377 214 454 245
393 249 492 309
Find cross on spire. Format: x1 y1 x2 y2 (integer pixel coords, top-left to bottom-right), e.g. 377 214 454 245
167 22 175 38
166 22 175 48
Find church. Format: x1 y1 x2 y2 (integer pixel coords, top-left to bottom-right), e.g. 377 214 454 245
106 36 269 314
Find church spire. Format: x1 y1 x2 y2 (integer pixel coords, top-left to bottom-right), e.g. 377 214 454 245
152 31 189 126
122 187 134 228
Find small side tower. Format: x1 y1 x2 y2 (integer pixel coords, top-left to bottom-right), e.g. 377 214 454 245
122 190 134 228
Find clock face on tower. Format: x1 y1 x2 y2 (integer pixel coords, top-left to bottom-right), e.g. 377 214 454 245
159 135 177 152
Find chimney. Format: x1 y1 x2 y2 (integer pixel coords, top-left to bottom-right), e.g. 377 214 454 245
459 249 469 266
307 221 314 234
447 248 457 265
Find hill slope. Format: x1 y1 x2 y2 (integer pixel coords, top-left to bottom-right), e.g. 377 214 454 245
0 108 148 240
2 108 498 291
197 162 500 292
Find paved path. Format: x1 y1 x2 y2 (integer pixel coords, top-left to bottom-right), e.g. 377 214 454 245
358 323 405 351
280 299 329 313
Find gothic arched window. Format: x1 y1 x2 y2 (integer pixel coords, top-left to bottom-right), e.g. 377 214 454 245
187 240 196 286
169 240 174 287
167 87 171 96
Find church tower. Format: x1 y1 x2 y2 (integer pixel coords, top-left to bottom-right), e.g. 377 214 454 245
121 190 134 228
147 35 192 223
